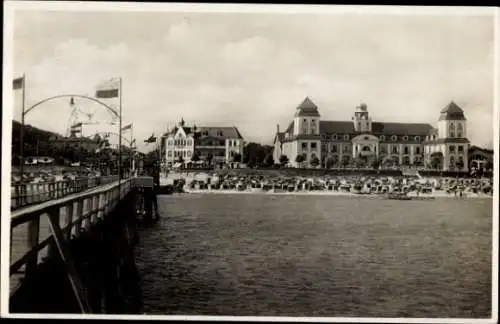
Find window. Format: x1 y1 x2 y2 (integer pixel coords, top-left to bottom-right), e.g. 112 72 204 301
332 135 337 140
457 123 464 138
331 145 337 153
415 136 420 142
168 151 172 157
344 135 349 140
380 145 386 154
187 151 192 157
403 136 408 141
358 122 361 130
302 143 307 151
343 145 349 153
458 145 463 152
392 146 398 154
449 145 455 153
380 135 385 141
404 146 409 155
311 142 317 151
449 123 456 138
415 146 421 154
392 135 397 141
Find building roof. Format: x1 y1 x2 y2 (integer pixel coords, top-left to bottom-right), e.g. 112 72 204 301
295 97 321 117
423 138 470 145
438 101 466 121
468 145 493 154
318 121 434 136
274 132 285 143
371 122 434 136
172 125 244 140
319 121 355 134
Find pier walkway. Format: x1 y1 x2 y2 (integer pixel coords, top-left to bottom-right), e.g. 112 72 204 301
8 176 155 314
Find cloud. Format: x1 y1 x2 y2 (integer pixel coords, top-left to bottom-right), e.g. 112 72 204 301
12 11 495 152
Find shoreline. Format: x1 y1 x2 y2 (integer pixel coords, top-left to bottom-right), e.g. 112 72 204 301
174 188 492 199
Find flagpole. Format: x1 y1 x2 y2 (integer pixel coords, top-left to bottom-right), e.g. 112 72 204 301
130 124 133 175
20 73 26 180
118 77 122 193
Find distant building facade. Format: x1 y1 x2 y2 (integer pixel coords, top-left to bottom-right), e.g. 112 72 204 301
163 119 244 168
273 97 471 171
468 145 493 170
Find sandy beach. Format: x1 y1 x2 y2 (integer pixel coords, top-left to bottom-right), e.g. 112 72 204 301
179 188 492 199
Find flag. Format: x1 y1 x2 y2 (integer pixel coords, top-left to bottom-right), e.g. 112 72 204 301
71 122 83 129
130 138 136 145
144 134 156 143
121 123 132 131
95 78 120 98
13 76 24 90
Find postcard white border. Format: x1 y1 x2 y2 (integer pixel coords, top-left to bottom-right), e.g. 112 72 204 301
1 2 498 324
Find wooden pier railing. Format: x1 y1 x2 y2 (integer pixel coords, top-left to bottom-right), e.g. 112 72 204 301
10 175 119 210
9 178 134 300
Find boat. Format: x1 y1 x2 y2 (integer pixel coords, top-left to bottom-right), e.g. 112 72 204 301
411 196 435 201
385 193 412 200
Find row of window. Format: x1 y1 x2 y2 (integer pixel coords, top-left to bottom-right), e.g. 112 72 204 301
166 150 228 158
315 134 424 142
425 145 465 153
321 144 422 155
449 123 464 138
167 139 193 147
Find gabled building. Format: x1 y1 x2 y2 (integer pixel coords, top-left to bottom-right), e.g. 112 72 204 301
163 118 244 168
274 97 471 171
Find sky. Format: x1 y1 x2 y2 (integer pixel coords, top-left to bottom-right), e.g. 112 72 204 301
9 5 496 153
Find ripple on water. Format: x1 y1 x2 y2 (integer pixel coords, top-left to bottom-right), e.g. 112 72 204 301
135 194 492 318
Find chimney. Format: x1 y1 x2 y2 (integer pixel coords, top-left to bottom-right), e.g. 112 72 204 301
276 124 280 133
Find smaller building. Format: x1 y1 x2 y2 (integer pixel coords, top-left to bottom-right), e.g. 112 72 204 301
468 145 493 171
163 119 245 168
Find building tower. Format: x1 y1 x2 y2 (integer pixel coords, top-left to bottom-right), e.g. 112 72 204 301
352 103 372 133
436 101 469 171
292 97 322 168
293 97 321 136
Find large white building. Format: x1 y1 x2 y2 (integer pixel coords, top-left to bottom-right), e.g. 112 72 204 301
273 97 471 171
163 119 244 168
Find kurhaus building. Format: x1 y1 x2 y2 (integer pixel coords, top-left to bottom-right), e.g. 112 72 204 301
273 97 470 171
163 119 244 168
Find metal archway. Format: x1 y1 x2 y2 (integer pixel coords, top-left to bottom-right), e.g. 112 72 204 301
93 131 134 146
24 94 119 121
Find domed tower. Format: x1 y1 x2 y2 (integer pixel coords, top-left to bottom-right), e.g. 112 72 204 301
352 103 372 133
436 101 469 171
293 97 321 136
437 101 467 139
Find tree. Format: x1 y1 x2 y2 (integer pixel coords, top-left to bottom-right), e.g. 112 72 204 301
205 153 213 166
325 155 335 169
279 154 289 167
484 160 493 172
191 151 200 162
295 154 305 168
263 153 274 167
310 155 320 168
243 142 273 166
232 152 242 163
355 155 367 168
430 152 443 170
370 157 380 170
342 155 351 168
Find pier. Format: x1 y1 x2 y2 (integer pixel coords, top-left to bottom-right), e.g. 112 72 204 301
8 176 154 314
